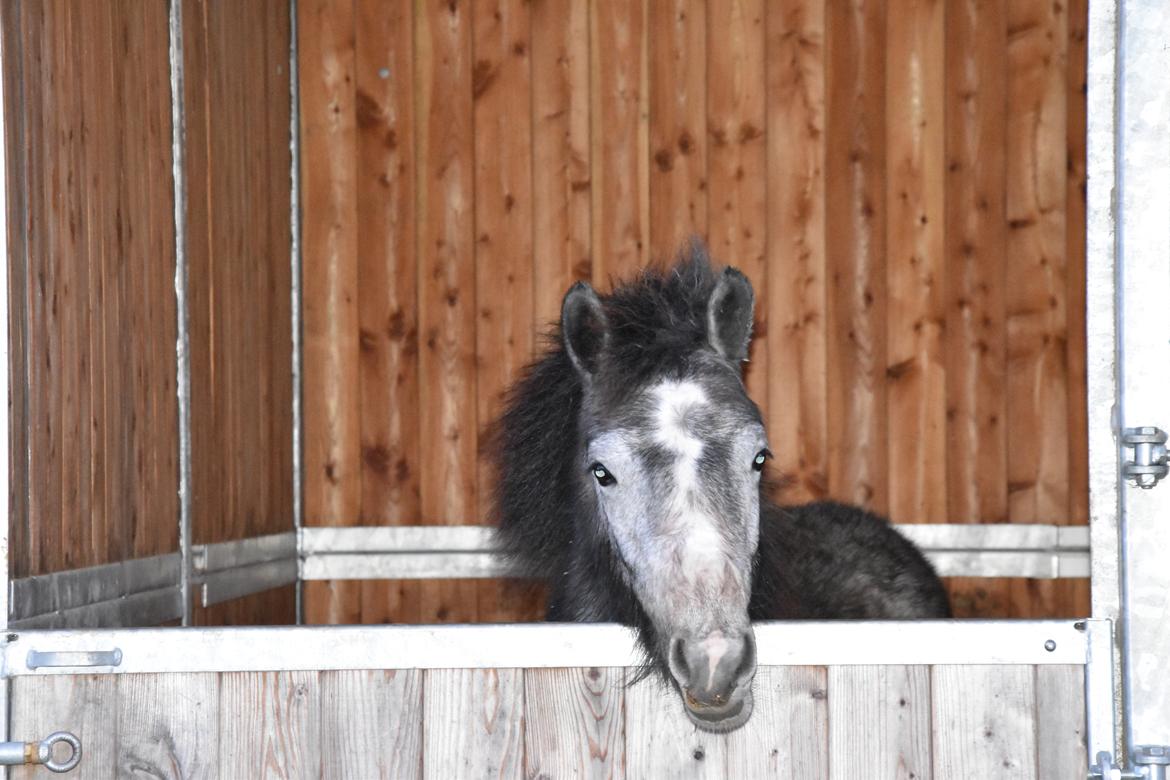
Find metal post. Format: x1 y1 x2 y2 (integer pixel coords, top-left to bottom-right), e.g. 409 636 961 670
1085 0 1126 761
167 0 194 627
288 0 304 626
0 7 12 774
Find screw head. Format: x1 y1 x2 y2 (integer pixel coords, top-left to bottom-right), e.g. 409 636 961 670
1044 639 1056 652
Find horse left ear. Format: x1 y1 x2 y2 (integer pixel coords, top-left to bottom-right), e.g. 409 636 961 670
707 268 755 362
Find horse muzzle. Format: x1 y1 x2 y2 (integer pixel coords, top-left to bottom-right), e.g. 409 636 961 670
669 628 757 732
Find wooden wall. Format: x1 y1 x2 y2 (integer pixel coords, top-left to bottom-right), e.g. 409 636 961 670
182 0 297 624
2 1 179 578
300 0 1089 622
11 663 1085 778
2 1 297 622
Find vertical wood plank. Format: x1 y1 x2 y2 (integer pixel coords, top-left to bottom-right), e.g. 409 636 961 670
647 0 707 259
591 0 649 281
531 0 592 329
300 0 361 624
10 0 178 576
1035 665 1087 780
729 666 828 778
18 0 50 575
931 665 1037 779
219 671 321 779
523 667 625 779
416 0 479 624
944 0 1011 616
827 665 931 780
184 0 294 561
1065 0 1088 531
1005 0 1069 617
1060 0 1091 618
320 670 423 780
473 0 535 623
422 669 523 780
11 675 117 780
116 673 220 779
764 0 828 503
0 0 30 577
624 673 728 779
885 0 946 525
353 0 422 625
707 0 767 417
825 0 888 513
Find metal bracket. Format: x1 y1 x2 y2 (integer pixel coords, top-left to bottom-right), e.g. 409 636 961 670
1121 427 1169 488
1134 745 1170 780
1088 746 1170 780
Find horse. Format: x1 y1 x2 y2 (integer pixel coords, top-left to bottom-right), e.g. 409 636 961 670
491 241 950 733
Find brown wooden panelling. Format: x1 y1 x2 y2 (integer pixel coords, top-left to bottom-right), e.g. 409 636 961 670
295 0 1091 622
3 0 178 577
184 0 293 550
193 585 298 627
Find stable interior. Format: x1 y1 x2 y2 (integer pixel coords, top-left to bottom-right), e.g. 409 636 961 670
3 1 1091 632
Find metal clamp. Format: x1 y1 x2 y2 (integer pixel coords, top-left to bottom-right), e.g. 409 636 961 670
0 731 82 773
1121 426 1169 488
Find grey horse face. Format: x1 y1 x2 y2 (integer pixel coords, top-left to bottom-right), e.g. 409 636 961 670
561 265 763 732
584 368 767 731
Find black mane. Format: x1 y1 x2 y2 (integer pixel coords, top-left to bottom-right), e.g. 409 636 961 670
492 243 721 582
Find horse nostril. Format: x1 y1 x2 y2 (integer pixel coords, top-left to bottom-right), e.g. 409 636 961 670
670 637 690 683
735 631 757 681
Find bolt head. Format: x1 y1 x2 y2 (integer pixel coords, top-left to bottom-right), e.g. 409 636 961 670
1135 745 1170 765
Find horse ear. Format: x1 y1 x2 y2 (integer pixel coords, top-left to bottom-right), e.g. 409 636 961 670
561 281 609 378
707 267 755 362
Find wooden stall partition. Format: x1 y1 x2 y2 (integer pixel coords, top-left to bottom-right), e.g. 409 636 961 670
297 0 1090 622
10 662 1086 778
182 0 297 625
2 0 179 578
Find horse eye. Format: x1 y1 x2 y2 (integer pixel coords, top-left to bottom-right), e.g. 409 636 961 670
590 462 616 487
752 449 771 472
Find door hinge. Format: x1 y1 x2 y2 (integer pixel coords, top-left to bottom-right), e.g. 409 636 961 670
1122 427 1169 488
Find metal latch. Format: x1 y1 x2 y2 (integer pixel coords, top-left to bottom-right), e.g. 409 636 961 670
1122 427 1169 488
0 732 82 773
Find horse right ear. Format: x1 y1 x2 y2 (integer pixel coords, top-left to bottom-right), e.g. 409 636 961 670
561 282 609 379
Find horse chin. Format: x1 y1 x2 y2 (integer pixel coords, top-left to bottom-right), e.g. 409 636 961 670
682 688 754 733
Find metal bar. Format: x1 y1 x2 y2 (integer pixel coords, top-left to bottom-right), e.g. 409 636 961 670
1086 618 1119 767
1085 0 1125 760
10 554 179 622
300 523 1090 580
288 0 304 626
167 0 193 628
301 523 1089 553
303 552 514 581
200 559 298 607
10 588 181 631
1 620 1088 676
301 525 499 553
193 532 296 574
301 549 1088 581
1116 0 1170 749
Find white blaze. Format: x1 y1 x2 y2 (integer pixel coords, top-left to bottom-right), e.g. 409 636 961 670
650 381 723 581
